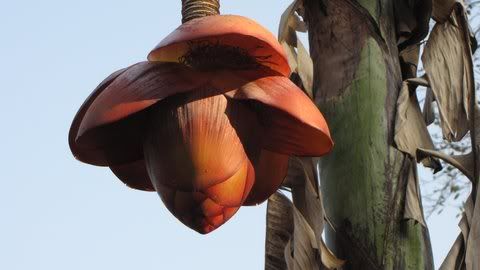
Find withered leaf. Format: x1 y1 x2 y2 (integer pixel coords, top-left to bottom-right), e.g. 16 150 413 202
422 4 473 142
466 178 480 270
290 158 324 251
394 0 432 49
289 206 320 270
416 95 478 184
283 157 318 195
279 1 306 46
286 157 344 269
403 158 427 226
288 206 344 270
432 0 458 23
394 80 442 171
399 44 420 79
282 42 298 74
265 192 294 270
278 0 313 97
417 148 474 181
284 240 295 270
440 201 472 270
296 41 313 97
319 240 345 270
423 5 479 268
423 87 436 126
464 197 479 270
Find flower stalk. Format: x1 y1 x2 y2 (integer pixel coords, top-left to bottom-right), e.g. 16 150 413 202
181 0 220 23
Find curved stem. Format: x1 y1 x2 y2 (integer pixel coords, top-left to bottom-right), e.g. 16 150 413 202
182 0 220 23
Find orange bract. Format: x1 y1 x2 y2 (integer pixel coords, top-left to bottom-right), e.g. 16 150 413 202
148 15 290 76
69 15 333 234
143 93 256 232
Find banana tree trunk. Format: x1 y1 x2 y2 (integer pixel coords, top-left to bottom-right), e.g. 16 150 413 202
304 0 434 269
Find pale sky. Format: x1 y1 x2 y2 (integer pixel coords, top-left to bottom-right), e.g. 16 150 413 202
0 1 464 269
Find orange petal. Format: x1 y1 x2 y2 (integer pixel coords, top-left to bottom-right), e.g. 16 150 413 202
144 92 259 233
204 214 226 229
109 159 154 191
223 207 238 221
69 68 126 165
148 15 290 76
242 161 256 201
204 159 253 207
71 63 279 167
71 61 208 166
76 110 148 166
224 75 334 156
143 91 257 192
243 150 289 206
154 183 241 234
77 62 208 138
201 198 225 217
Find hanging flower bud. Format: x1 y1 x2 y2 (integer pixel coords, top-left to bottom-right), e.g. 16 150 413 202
69 15 333 234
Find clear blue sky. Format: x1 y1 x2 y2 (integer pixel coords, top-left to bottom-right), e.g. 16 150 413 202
0 1 464 269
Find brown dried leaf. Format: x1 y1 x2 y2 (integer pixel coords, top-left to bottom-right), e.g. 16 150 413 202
427 6 478 268
319 240 345 270
432 0 458 23
416 99 479 183
466 173 480 270
278 0 313 97
394 0 432 49
288 207 344 270
282 42 298 73
417 148 474 181
464 196 479 270
283 157 318 195
286 157 324 249
399 44 420 79
404 158 427 226
418 90 478 270
287 157 344 269
291 159 324 246
394 80 442 171
423 88 436 126
265 192 294 270
279 1 306 46
440 202 472 270
284 240 295 270
465 197 474 225
289 206 319 270
297 41 314 97
415 3 480 269
422 5 473 142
